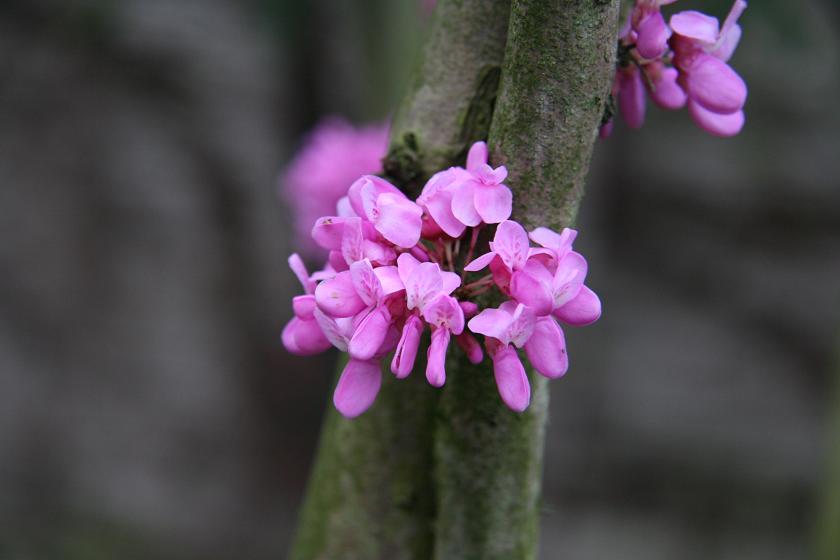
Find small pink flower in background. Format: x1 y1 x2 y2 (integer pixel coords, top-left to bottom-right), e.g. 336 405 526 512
670 0 748 136
281 141 601 417
604 0 747 137
281 118 388 256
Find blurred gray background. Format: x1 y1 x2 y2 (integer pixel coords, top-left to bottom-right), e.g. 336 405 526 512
1 0 839 558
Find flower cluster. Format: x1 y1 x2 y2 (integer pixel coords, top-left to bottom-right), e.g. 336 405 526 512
282 142 601 418
603 0 748 138
280 117 389 257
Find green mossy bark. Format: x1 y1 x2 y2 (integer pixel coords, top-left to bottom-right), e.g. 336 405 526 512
384 0 513 196
289 360 438 560
432 2 619 559
290 0 619 558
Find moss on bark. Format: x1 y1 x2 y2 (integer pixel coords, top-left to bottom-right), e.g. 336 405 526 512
383 0 513 196
432 1 619 558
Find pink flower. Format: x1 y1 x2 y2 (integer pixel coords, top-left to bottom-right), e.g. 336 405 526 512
468 302 535 411
631 0 679 60
389 253 461 382
348 176 424 248
617 65 646 129
451 142 513 226
670 1 748 136
423 294 465 387
313 296 400 419
417 169 470 238
281 118 388 256
281 254 331 356
464 220 531 274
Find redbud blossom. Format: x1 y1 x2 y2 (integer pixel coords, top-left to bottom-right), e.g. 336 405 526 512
281 141 601 417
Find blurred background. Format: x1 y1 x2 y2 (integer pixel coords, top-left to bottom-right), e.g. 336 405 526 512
1 0 839 558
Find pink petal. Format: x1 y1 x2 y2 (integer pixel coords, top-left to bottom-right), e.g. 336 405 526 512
451 181 481 227
466 141 488 172
489 257 513 295
313 308 350 351
686 54 747 114
489 165 508 184
350 259 383 307
336 196 355 217
292 294 317 319
599 119 614 139
426 327 450 387
425 190 466 238
362 240 396 266
492 345 530 412
315 271 367 317
374 323 401 359
288 253 314 294
506 302 536 348
636 11 670 60
333 359 382 418
374 193 423 248
553 285 602 326
492 220 530 271
647 65 687 110
459 301 479 318
713 23 741 62
524 317 568 379
311 217 347 251
688 101 745 137
455 332 483 364
552 251 587 308
391 315 423 378
670 10 719 44
328 250 349 272
510 265 554 317
474 184 513 224
281 318 301 354
715 0 746 61
463 251 497 272
373 265 404 295
423 294 465 335
348 307 391 361
397 252 421 282
618 67 646 129
404 261 443 312
282 317 331 356
440 271 461 295
340 217 365 265
348 175 402 218
468 308 512 341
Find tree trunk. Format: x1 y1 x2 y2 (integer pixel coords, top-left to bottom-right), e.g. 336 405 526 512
432 2 618 558
290 1 619 558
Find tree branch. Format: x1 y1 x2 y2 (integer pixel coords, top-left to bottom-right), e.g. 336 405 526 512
432 1 619 558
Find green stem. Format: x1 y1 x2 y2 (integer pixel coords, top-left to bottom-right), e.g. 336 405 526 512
432 1 619 559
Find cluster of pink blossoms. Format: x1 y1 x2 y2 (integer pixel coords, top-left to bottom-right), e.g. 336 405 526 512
603 0 748 137
282 142 601 418
281 117 389 257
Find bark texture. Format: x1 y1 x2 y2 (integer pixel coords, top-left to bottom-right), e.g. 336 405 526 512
384 0 513 196
432 1 619 558
291 1 619 558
